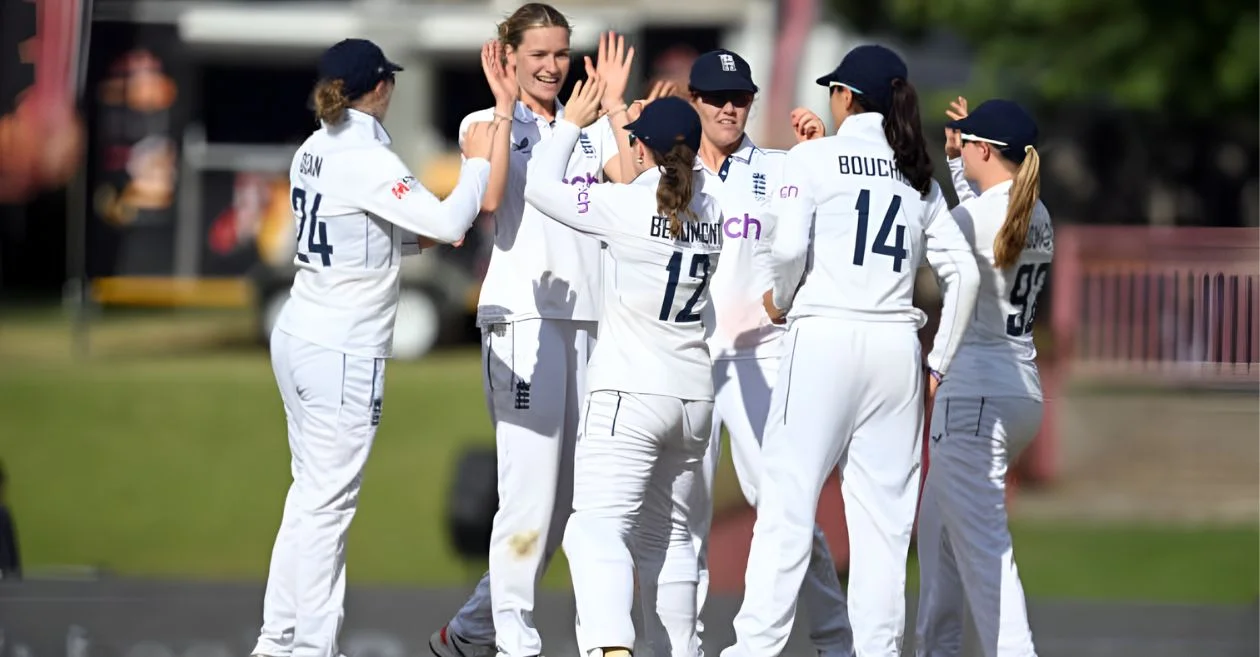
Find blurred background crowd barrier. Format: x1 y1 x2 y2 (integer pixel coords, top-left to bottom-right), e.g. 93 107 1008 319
0 1 1256 656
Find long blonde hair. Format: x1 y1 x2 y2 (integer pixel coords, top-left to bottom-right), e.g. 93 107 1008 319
993 145 1041 269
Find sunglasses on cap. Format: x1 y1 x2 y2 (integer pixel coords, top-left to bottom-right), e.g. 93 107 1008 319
696 90 754 109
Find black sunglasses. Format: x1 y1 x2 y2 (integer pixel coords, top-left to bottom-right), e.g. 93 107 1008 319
698 90 754 109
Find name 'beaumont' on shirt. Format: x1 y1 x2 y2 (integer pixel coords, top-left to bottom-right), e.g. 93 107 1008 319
649 215 722 246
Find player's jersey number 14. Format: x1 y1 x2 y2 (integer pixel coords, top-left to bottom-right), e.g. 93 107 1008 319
292 187 334 267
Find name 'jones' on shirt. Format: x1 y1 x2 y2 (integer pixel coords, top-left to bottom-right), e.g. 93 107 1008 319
650 215 722 246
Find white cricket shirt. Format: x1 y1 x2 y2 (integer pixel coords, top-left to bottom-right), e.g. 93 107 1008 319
699 136 788 360
459 101 620 326
938 157 1054 400
278 109 489 358
523 121 725 401
768 112 980 375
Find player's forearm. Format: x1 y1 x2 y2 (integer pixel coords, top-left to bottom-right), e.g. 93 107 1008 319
481 107 514 213
604 106 636 184
390 159 490 243
948 157 979 204
523 121 585 227
925 247 981 374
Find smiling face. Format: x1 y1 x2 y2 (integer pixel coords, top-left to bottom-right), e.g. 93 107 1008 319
507 26 571 109
691 89 754 152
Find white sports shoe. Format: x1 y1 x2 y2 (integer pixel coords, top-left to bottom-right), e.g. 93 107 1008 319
429 626 497 657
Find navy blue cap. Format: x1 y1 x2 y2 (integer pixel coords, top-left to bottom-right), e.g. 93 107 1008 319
624 96 702 153
689 49 758 94
318 38 403 100
946 99 1038 164
815 44 908 112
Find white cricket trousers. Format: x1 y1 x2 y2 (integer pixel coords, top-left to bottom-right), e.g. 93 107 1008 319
915 395 1041 657
564 390 713 657
693 357 853 656
254 328 386 657
723 317 924 657
447 318 595 657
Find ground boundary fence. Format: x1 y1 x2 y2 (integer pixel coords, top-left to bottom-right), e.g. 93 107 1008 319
1022 226 1260 485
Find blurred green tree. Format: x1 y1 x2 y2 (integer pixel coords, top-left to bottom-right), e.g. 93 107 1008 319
830 0 1260 119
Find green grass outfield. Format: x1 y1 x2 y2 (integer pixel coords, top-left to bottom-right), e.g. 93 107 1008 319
0 310 1256 602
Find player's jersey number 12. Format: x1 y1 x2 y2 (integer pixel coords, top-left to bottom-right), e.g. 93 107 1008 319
659 251 711 323
292 187 334 267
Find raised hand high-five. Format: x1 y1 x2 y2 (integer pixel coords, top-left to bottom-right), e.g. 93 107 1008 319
944 96 969 159
481 40 519 110
590 31 634 114
626 79 678 122
564 76 606 129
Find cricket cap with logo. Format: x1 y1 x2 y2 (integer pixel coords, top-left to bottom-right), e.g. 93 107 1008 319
945 99 1039 165
815 44 908 113
624 96 703 153
318 38 404 100
688 49 758 94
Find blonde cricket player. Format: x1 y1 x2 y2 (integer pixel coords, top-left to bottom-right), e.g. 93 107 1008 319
253 38 496 657
431 8 645 657
914 97 1052 657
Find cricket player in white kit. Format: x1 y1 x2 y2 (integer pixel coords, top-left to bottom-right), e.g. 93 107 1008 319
432 8 642 657
682 49 853 657
253 39 496 657
529 81 724 657
914 98 1052 657
722 45 981 657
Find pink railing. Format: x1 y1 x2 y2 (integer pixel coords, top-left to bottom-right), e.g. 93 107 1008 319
1051 226 1260 385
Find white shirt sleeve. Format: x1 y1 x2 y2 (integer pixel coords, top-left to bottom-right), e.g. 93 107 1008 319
352 146 490 244
592 117 621 174
751 153 786 296
923 181 981 375
524 120 632 242
767 147 815 311
947 156 979 204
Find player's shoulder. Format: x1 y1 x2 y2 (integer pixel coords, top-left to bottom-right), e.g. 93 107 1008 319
459 107 498 134
696 189 725 220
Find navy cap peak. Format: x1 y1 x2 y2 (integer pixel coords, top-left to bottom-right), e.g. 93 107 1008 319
945 99 1038 164
318 38 404 101
624 96 703 153
815 44 908 112
689 49 758 94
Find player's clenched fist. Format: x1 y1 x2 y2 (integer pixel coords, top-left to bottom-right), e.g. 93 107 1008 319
790 107 826 142
462 121 495 160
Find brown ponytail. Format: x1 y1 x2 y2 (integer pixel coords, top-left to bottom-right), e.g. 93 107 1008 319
654 139 700 238
313 79 351 125
993 145 1041 269
857 78 933 196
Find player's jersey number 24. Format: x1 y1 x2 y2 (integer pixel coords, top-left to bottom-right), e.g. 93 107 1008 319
292 187 334 267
